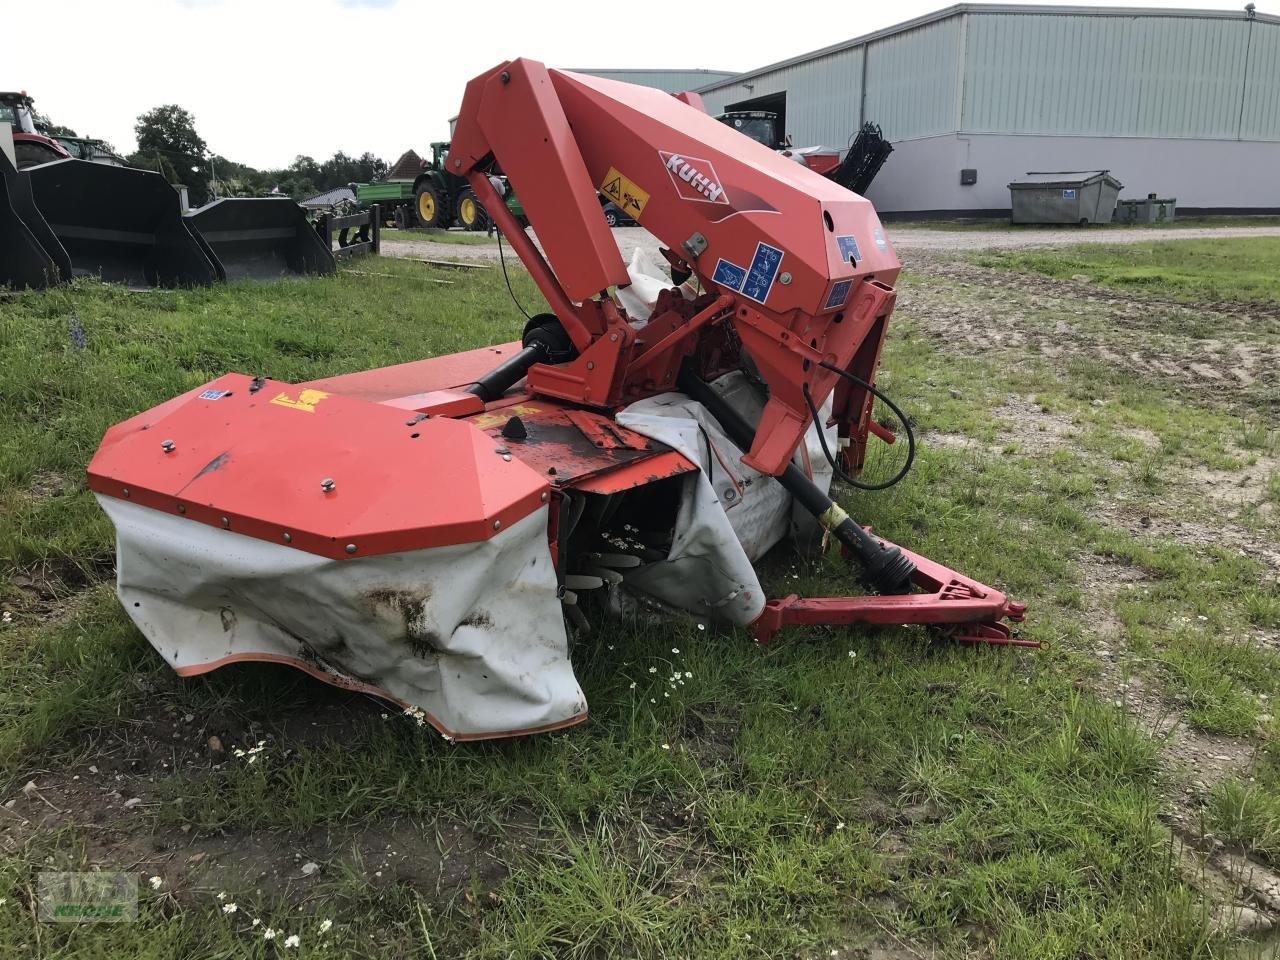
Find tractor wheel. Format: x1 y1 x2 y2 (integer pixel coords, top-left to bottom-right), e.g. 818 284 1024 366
413 182 445 228
604 208 619 227
456 190 486 231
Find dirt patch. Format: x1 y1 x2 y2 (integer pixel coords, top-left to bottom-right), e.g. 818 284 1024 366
895 251 1280 413
1075 544 1280 942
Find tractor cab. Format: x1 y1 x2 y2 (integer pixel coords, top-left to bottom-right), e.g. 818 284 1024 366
1 91 71 169
0 92 38 135
716 110 785 149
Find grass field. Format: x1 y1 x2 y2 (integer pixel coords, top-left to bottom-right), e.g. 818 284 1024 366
379 228 496 245
1 238 1278 958
975 237 1280 304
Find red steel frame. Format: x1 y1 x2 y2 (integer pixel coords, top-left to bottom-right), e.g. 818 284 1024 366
90 58 1030 688
448 59 1030 649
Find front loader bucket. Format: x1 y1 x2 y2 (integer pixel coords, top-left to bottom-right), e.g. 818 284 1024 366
0 149 71 289
186 198 336 281
24 158 220 288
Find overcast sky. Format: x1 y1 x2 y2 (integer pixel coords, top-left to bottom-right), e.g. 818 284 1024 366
3 0 1260 170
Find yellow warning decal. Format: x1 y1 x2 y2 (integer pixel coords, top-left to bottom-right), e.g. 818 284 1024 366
471 403 541 431
599 167 649 221
270 388 330 413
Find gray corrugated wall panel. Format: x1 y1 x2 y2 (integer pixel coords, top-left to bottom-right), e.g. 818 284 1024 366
864 17 963 140
961 12 1263 139
699 47 866 149
1241 20 1280 140
573 70 738 93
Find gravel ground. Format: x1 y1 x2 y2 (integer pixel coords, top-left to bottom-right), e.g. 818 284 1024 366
381 223 1280 269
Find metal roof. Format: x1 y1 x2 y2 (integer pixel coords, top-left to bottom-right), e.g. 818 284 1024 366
695 3 1280 91
570 68 735 77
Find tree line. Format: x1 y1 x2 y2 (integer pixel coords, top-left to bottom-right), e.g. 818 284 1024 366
36 103 389 206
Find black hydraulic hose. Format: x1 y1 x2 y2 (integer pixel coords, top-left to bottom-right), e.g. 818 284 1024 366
804 359 916 491
676 363 914 595
465 343 548 403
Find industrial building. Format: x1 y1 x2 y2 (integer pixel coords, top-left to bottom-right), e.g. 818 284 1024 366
573 69 738 93
693 4 1280 215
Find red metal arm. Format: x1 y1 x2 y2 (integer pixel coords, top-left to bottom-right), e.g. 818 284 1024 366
448 58 905 479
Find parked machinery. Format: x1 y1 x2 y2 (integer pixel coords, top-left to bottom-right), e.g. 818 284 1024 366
1 90 334 289
88 62 1027 740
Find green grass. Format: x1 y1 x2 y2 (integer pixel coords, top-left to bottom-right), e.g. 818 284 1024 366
379 227 496 245
2 247 1278 957
973 237 1280 304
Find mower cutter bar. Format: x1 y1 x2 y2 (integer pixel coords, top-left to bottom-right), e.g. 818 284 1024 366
751 540 1030 646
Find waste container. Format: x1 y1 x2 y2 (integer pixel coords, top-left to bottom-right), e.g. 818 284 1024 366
1115 194 1177 225
1008 170 1123 225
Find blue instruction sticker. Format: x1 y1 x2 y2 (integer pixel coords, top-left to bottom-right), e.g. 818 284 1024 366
741 242 784 304
198 389 227 400
872 227 888 252
824 279 853 310
836 234 861 264
712 258 747 291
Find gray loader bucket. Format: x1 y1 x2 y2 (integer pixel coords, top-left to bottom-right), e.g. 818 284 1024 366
25 158 220 287
0 149 70 290
187 198 336 281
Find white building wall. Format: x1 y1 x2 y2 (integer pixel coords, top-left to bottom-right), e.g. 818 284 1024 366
867 133 1280 214
696 6 1280 213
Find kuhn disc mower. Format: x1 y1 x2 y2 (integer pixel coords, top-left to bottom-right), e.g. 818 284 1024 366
88 61 1027 740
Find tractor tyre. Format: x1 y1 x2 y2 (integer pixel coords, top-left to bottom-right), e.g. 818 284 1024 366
456 189 486 231
413 182 446 229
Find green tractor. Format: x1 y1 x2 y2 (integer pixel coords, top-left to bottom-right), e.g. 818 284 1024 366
353 142 489 231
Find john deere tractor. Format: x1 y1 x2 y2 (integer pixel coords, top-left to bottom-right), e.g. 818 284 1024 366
353 141 488 230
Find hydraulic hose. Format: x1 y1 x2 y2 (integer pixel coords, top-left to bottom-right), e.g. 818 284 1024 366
465 343 548 403
676 363 914 595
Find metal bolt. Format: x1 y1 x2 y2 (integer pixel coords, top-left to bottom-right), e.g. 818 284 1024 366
177 504 186 514
540 492 549 502
161 439 175 453
586 361 595 370
500 70 511 84
495 447 510 455
345 543 357 554
610 333 618 342
320 478 336 493
502 454 512 462
454 159 462 168
220 516 230 528
779 272 792 285
283 532 292 543
724 489 737 501
121 488 130 497
493 520 502 530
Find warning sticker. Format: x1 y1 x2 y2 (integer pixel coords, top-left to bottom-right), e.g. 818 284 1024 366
599 167 650 221
872 227 888 252
824 279 853 310
270 388 329 413
198 389 228 400
836 235 861 264
712 258 747 291
741 242 784 305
